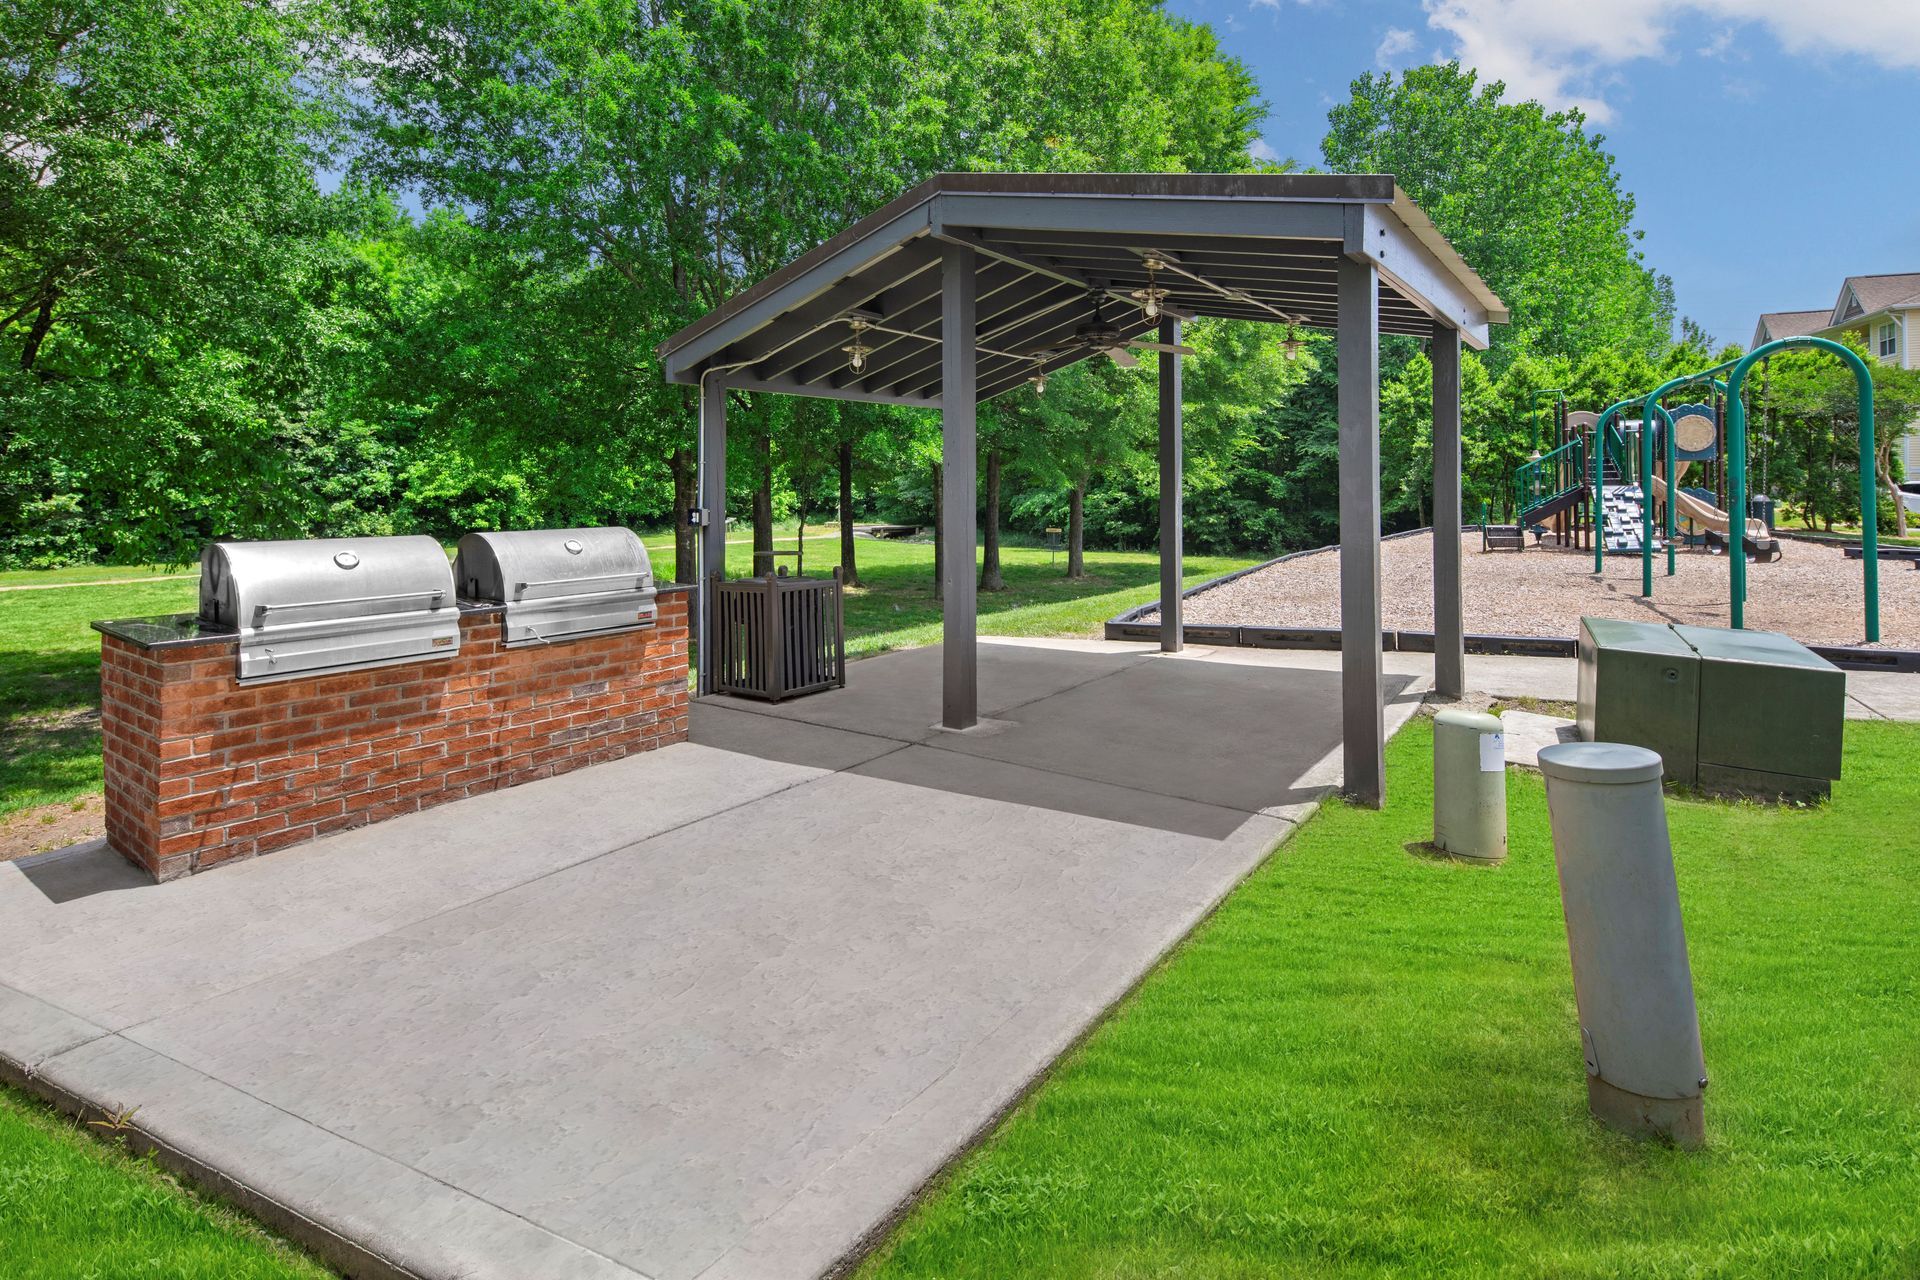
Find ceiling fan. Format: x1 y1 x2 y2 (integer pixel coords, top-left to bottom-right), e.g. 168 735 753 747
1014 291 1195 371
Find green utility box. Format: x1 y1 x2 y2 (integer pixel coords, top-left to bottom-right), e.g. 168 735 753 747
1674 625 1845 798
1578 618 1700 784
1578 617 1845 800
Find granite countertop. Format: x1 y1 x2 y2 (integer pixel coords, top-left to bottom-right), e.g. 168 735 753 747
95 584 688 651
92 614 237 651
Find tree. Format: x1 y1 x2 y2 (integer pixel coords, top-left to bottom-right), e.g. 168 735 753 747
1 0 344 562
1322 63 1672 366
1764 336 1920 535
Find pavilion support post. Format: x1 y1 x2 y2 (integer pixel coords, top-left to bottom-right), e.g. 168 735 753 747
1431 321 1465 700
940 244 978 729
1337 255 1385 808
697 373 728 696
1158 316 1184 653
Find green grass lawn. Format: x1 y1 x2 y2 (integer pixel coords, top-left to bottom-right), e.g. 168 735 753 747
0 1084 331 1279
1 578 198 817
0 536 1253 817
863 716 1920 1279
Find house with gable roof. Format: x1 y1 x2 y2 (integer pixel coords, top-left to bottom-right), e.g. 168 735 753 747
1754 273 1920 479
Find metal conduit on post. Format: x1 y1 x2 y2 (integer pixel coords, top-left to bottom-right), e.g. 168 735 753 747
1539 741 1707 1148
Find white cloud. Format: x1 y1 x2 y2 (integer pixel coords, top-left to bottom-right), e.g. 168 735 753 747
1420 0 1920 123
1375 27 1417 66
1248 137 1281 163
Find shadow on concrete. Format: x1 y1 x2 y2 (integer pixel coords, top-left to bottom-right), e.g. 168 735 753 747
10 838 151 904
693 640 1415 840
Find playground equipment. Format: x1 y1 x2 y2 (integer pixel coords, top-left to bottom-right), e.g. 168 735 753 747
1506 342 1880 643
1726 337 1879 641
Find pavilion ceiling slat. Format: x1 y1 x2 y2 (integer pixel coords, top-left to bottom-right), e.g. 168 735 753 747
985 227 1346 260
835 270 1083 389
890 300 1090 397
850 269 1086 394
716 241 945 372
754 255 1014 381
973 314 1164 402
794 259 1042 388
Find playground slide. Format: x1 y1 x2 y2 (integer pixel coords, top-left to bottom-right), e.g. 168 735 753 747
1647 474 1769 543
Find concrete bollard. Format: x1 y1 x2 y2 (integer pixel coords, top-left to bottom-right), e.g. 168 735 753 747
1432 708 1506 862
1538 741 1707 1147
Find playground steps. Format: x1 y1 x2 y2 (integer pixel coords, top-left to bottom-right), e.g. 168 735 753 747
1520 484 1590 530
1600 484 1664 554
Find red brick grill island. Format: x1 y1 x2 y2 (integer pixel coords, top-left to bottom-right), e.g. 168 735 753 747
94 589 689 880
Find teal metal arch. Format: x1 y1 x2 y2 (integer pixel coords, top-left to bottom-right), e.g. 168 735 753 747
1726 337 1878 640
1640 359 1741 596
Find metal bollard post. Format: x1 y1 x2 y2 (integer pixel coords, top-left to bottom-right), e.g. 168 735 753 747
1538 741 1707 1147
1432 709 1507 861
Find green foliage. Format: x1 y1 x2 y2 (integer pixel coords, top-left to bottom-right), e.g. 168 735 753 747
1 0 347 563
6 0 1839 579
1755 333 1920 533
1322 62 1673 365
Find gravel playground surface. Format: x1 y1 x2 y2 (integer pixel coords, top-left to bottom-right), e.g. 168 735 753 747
1155 533 1920 650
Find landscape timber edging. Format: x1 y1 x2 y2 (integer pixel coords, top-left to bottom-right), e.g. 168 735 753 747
1104 528 1920 673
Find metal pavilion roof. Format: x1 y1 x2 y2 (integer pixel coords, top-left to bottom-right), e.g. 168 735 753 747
659 172 1507 408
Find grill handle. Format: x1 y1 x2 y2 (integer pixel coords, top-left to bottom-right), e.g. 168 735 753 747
253 588 447 618
512 571 651 598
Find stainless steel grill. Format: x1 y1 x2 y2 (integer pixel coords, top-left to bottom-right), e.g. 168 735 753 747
454 527 657 647
199 536 460 682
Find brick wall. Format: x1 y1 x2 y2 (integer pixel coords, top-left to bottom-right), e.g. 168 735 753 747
100 591 689 880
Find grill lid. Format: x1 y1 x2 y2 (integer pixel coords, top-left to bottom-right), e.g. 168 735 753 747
199 536 459 682
454 527 656 646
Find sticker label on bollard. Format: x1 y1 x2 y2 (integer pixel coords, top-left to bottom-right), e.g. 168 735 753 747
1480 732 1505 771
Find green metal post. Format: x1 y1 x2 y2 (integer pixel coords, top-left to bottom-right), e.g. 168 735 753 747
1592 399 1637 574
1725 337 1877 639
1639 360 1743 600
1639 405 1654 596
1662 403 1676 577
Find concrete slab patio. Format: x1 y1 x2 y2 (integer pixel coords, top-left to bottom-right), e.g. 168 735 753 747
0 638 1425 1280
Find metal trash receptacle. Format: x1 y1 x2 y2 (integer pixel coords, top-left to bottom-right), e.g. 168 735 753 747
1539 740 1706 1147
1433 709 1506 862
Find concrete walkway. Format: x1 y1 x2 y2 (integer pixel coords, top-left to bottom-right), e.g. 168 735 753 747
1 638 1428 1280
2 640 1912 1278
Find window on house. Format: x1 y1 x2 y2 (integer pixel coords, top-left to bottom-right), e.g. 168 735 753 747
1878 321 1899 359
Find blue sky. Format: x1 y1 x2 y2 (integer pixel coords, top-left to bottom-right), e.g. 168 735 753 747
1169 0 1920 349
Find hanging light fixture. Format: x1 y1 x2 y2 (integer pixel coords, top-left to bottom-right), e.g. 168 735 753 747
1131 255 1171 320
841 318 874 374
1282 325 1304 361
1028 370 1048 395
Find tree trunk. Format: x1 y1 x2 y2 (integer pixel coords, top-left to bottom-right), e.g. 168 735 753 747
752 432 774 576
1880 442 1906 538
931 461 943 589
1066 483 1086 578
18 289 56 376
979 448 1004 592
838 439 858 586
670 445 698 583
